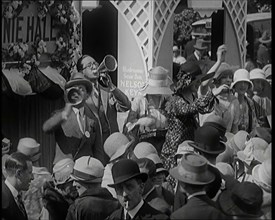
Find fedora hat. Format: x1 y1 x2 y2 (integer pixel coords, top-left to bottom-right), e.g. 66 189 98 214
259 31 271 44
218 181 263 217
133 142 158 159
70 156 104 183
108 159 148 188
231 69 253 90
143 66 173 95
237 137 270 165
170 153 215 185
146 153 168 177
189 126 226 155
203 114 227 142
174 140 196 160
17 137 41 162
252 158 271 192
103 132 130 159
193 39 208 50
65 73 93 94
53 158 74 185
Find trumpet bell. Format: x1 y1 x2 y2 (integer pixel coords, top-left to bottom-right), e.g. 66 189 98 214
97 55 117 88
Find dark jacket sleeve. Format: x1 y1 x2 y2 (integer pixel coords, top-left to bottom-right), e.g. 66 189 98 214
111 88 131 112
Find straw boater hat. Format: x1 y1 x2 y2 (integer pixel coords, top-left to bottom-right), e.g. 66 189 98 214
70 156 104 183
218 181 264 217
65 73 93 94
189 126 226 155
193 38 208 50
170 153 215 185
17 137 41 162
231 69 253 90
52 158 74 185
252 158 271 192
143 66 173 95
108 159 148 188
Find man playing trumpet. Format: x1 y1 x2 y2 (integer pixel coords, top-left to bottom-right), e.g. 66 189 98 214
43 74 105 164
76 55 131 163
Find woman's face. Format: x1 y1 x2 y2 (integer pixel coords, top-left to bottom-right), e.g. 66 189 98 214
234 81 250 95
219 74 233 87
252 79 264 95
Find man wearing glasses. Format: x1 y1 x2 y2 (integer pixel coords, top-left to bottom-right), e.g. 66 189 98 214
76 55 131 164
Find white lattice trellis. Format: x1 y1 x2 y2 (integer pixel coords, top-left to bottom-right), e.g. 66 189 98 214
110 0 180 74
223 0 247 67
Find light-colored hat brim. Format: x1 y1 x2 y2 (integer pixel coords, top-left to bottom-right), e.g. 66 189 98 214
259 38 271 44
194 45 208 50
231 79 253 90
144 86 173 95
252 164 271 191
109 142 130 162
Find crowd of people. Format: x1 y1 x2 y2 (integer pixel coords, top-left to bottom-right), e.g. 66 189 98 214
2 32 272 220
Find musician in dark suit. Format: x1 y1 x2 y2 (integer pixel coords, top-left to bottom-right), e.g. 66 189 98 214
43 74 105 164
169 153 228 220
106 159 169 220
2 152 34 220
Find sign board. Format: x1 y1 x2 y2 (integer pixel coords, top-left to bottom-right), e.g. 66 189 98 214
2 3 58 60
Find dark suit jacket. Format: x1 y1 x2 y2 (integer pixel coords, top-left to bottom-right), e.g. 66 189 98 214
170 195 228 220
107 200 169 220
2 181 28 220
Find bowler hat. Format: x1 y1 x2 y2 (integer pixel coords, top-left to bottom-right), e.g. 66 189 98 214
70 156 104 183
142 66 173 95
218 181 263 217
65 73 93 94
170 153 215 185
17 137 41 162
53 158 74 185
189 126 226 155
203 114 227 142
108 159 148 188
231 69 253 90
193 39 208 50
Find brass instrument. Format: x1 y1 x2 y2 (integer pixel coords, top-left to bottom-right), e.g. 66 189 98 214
97 55 117 88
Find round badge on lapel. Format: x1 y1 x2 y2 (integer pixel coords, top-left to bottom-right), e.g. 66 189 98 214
85 131 90 138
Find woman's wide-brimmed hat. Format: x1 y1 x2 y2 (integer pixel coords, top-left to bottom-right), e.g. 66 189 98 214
170 153 215 185
259 31 271 44
108 159 148 188
249 68 271 94
231 69 253 90
193 38 208 50
17 137 41 162
143 66 173 95
189 126 226 155
53 158 74 185
262 64 271 79
218 181 263 217
70 156 104 183
65 73 93 94
252 158 271 192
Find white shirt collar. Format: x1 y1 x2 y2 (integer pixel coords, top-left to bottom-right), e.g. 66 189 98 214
194 51 200 60
124 199 144 219
187 191 206 200
72 107 84 116
5 179 19 198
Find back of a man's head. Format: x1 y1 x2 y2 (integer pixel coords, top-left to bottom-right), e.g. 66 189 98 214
5 152 31 177
76 55 90 72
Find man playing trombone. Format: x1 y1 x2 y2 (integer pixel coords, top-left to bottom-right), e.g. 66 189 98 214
76 55 131 163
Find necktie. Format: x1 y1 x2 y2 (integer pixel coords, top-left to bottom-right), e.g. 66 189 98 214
77 110 85 133
125 212 131 220
93 85 100 108
17 193 26 217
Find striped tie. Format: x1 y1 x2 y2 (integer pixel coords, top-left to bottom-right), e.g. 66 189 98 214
93 86 100 108
17 193 27 217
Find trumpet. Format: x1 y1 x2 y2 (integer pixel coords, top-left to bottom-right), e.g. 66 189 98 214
97 55 117 88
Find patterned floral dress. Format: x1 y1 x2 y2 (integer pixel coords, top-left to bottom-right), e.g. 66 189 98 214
161 90 216 187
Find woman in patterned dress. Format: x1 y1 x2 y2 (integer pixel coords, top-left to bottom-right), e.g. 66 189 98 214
160 61 220 188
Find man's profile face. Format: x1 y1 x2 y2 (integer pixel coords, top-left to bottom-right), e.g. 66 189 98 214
17 161 34 191
81 56 99 81
114 178 144 211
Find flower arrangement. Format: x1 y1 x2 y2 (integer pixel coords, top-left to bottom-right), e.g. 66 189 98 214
2 0 81 75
